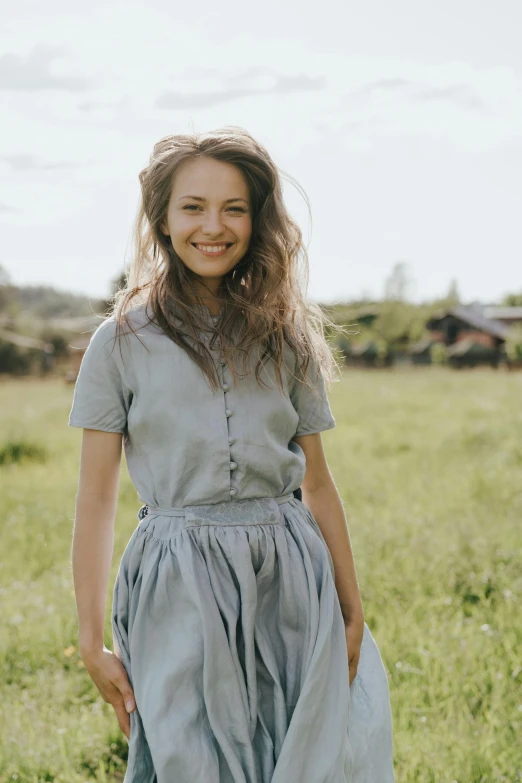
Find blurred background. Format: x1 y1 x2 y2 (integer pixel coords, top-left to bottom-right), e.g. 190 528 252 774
1 2 521 782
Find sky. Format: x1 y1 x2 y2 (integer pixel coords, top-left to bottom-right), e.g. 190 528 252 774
1 0 521 306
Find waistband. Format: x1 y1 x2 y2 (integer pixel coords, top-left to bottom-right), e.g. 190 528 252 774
137 494 295 528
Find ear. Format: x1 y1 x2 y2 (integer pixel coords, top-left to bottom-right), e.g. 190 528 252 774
160 218 169 236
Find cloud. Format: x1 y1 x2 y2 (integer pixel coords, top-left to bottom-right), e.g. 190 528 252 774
0 203 16 212
354 78 413 96
156 71 326 110
412 85 487 112
0 45 91 92
0 155 79 171
350 77 487 112
77 101 113 113
77 95 131 113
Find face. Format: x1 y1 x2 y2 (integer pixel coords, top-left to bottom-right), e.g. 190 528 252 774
161 156 252 294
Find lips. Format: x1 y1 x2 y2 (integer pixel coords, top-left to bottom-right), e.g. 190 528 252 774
192 243 233 257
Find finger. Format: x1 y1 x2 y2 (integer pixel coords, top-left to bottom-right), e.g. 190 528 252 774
112 699 131 740
113 671 136 714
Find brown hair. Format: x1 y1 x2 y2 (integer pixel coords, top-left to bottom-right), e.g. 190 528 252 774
110 126 342 394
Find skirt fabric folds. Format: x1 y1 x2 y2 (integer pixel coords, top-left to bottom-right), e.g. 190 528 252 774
112 495 394 783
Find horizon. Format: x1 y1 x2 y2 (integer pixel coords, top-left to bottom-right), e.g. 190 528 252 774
3 273 517 310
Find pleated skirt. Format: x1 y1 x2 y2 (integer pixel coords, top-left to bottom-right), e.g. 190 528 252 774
112 495 394 782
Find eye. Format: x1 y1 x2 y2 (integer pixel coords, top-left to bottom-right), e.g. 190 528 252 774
183 204 201 211
228 206 247 213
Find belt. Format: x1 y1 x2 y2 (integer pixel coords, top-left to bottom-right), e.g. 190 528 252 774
138 487 302 521
135 494 296 533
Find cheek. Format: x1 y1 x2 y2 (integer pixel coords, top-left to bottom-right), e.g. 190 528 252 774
239 219 253 246
170 217 194 242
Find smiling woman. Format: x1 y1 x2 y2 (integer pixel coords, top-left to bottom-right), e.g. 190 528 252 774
69 126 394 783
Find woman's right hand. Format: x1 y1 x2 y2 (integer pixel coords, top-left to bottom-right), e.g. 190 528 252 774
81 645 136 739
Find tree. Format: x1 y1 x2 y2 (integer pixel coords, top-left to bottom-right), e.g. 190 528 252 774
502 291 522 307
0 264 11 286
111 270 128 296
384 261 415 302
95 269 129 315
374 262 419 351
445 278 461 304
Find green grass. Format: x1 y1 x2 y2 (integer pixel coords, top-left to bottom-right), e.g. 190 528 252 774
0 369 521 782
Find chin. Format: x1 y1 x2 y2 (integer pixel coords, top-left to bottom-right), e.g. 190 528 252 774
175 247 246 279
190 258 242 278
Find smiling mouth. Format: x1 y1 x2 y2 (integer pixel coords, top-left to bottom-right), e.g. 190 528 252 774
192 243 233 257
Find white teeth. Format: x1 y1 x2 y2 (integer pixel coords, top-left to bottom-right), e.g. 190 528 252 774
196 244 228 253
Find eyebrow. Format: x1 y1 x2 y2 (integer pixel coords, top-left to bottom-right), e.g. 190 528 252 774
177 195 249 204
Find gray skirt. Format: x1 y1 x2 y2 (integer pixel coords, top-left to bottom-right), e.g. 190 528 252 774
112 495 394 783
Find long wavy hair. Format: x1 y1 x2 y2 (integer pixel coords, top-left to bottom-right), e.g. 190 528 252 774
110 126 342 395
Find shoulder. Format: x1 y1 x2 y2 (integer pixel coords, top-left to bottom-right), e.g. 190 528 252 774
119 302 168 336
87 316 118 349
87 305 163 350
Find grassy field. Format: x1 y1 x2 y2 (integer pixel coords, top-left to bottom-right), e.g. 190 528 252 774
0 369 521 782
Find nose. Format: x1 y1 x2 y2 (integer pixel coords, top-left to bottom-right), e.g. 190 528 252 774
201 209 225 237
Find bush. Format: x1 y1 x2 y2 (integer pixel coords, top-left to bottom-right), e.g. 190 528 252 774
430 342 449 366
0 343 39 374
505 326 522 364
0 440 47 466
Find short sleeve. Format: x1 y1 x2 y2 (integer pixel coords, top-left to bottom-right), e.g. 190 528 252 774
290 357 336 437
68 318 129 434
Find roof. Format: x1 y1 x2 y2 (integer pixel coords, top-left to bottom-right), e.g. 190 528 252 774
446 337 497 357
0 329 47 350
350 340 381 357
409 337 438 355
483 306 522 321
429 304 509 340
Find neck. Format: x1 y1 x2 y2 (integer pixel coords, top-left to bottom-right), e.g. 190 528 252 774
189 279 223 316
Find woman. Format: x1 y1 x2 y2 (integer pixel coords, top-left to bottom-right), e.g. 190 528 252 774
69 126 394 782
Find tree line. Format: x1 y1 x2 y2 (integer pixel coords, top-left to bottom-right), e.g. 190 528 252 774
0 262 521 374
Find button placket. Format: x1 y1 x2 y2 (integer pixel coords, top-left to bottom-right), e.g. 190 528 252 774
219 352 238 498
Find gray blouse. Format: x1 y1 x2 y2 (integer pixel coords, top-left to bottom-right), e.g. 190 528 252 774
68 303 336 508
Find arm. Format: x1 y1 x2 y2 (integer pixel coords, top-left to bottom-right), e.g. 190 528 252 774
72 428 122 653
293 432 364 681
71 428 135 737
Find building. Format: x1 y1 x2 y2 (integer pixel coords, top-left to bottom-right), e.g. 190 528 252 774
483 306 522 327
426 304 509 368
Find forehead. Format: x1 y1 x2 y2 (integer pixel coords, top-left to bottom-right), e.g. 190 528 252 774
171 156 249 200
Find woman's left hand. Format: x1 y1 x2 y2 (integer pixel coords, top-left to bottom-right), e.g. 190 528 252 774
345 612 364 685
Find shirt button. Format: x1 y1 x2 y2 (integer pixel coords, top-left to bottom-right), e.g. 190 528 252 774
222 384 229 392
229 461 237 470
229 488 238 497
220 359 226 367
228 437 235 445
225 409 232 417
